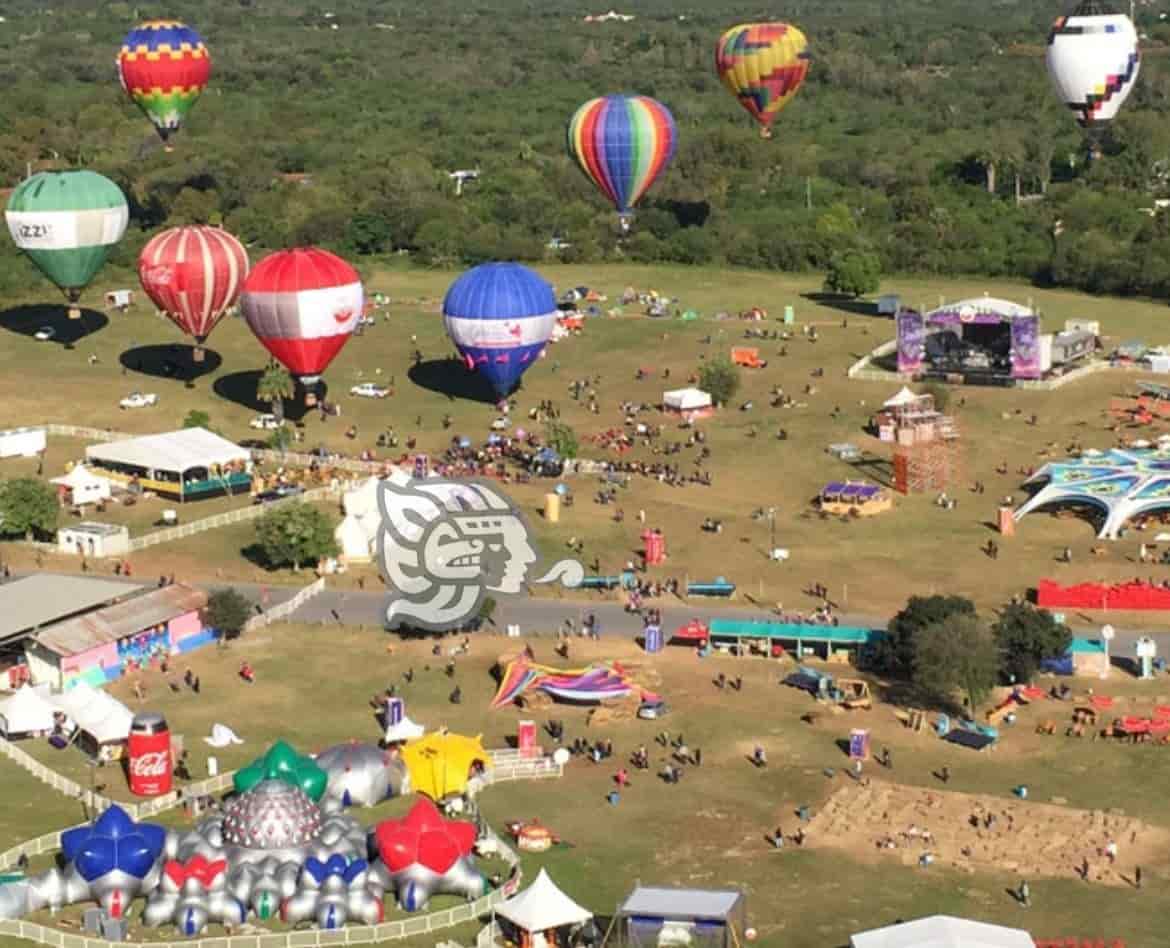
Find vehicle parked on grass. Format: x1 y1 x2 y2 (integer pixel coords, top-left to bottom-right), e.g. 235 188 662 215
119 392 158 409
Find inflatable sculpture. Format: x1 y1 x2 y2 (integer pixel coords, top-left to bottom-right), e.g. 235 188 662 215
315 741 410 808
226 856 298 921
372 798 485 911
400 732 490 802
280 855 384 929
234 740 328 801
142 857 246 936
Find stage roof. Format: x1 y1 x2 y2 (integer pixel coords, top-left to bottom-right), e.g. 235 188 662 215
0 575 142 642
924 296 1033 320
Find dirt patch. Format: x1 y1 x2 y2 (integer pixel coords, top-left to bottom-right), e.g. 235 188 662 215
804 778 1169 885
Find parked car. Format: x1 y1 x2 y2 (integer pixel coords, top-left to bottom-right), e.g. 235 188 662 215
350 382 390 399
119 392 158 409
253 484 305 504
250 413 282 430
637 699 670 720
34 326 55 341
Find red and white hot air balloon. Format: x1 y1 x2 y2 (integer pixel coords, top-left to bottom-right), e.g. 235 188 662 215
138 225 249 360
239 247 364 402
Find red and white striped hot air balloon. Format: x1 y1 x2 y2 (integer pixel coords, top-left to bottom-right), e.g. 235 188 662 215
138 225 249 360
239 247 364 401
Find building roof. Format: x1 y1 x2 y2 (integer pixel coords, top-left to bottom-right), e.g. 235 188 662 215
36 584 207 657
620 886 742 921
850 914 1033 948
709 619 879 645
0 575 142 641
496 869 593 931
1069 637 1106 655
86 428 248 474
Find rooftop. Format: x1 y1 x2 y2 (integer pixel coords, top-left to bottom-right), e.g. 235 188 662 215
86 428 248 475
0 575 142 642
620 886 742 921
60 522 127 537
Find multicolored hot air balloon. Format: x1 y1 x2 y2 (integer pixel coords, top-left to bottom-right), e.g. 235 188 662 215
566 95 677 226
138 226 249 360
240 248 363 403
715 23 810 139
442 262 557 401
1046 0 1139 132
5 171 128 319
117 20 211 148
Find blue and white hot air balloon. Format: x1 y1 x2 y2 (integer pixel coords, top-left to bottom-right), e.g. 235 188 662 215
441 263 558 399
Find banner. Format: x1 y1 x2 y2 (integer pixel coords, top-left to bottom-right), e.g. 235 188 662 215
896 310 925 373
1011 314 1041 379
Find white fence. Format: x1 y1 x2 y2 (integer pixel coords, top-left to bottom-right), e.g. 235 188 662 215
242 577 326 633
250 450 398 476
846 339 901 381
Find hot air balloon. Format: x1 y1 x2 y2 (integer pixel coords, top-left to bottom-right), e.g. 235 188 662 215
566 95 677 228
442 263 557 401
715 23 810 139
239 248 363 405
1047 1 1139 139
5 171 128 319
117 20 211 149
138 226 249 362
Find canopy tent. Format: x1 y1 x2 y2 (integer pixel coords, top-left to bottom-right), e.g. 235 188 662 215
50 681 133 744
663 387 713 413
0 684 56 737
883 387 924 409
50 465 112 506
496 868 593 932
400 731 490 801
850 914 1034 948
335 514 373 562
383 715 425 744
86 428 248 473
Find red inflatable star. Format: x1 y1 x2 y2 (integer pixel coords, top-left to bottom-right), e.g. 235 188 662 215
163 855 227 888
374 798 477 875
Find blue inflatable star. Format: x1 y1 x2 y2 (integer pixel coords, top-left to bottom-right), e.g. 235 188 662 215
303 854 367 885
61 805 166 882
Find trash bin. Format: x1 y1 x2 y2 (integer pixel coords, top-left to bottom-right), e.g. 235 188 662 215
207 755 218 777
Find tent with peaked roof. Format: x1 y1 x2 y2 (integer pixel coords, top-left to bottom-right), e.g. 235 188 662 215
50 465 111 506
50 681 133 745
883 387 925 409
383 715 425 744
850 914 1033 948
496 868 593 933
0 684 56 737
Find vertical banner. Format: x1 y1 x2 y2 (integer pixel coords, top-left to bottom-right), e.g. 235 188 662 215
518 719 538 759
644 624 663 653
848 728 870 761
1011 314 1041 379
896 310 925 374
386 697 404 726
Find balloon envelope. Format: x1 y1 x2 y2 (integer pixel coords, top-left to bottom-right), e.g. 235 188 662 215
138 226 249 344
442 263 557 398
1046 1 1139 127
117 20 211 143
566 95 677 215
5 171 128 301
715 23 810 134
240 248 363 383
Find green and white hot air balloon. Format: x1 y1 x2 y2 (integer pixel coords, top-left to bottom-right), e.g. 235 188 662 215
5 171 128 319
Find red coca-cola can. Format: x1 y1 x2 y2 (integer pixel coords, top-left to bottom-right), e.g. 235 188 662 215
127 711 172 796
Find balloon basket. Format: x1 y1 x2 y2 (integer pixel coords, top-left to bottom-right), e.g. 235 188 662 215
760 128 773 140
67 307 81 321
193 347 205 364
304 391 318 408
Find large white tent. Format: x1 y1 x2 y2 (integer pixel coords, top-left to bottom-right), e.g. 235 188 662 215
850 915 1034 948
86 428 248 473
0 684 56 737
50 681 133 745
663 387 713 414
51 465 112 506
496 868 593 933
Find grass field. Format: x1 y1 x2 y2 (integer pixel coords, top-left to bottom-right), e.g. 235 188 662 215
3 630 1168 947
2 264 1170 624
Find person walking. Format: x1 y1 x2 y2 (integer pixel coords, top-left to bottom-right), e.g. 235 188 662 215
1135 865 1143 890
1018 879 1030 908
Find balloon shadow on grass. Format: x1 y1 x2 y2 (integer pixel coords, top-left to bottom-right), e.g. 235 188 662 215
213 370 313 424
408 358 501 405
0 304 108 348
119 344 223 384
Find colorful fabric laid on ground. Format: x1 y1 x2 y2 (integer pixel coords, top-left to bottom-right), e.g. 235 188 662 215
491 657 644 708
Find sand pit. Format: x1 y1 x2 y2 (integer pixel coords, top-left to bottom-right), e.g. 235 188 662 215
804 779 1170 885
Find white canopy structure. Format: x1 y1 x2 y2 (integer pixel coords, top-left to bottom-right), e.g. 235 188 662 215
496 869 593 933
925 296 1034 320
0 684 56 737
51 465 112 506
883 387 924 409
663 387 713 413
383 716 425 744
851 915 1033 948
86 428 248 475
50 682 133 744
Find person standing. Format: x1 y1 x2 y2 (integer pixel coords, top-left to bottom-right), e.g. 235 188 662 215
1135 865 1143 890
1018 879 1030 907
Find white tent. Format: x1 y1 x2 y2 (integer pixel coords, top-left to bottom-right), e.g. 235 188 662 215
496 869 593 933
0 684 56 737
883 387 924 409
383 716 425 744
335 515 373 562
50 682 133 745
663 387 713 413
86 428 249 475
51 465 112 506
850 915 1034 948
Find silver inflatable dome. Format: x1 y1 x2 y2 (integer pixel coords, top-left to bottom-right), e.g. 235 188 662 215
222 780 322 851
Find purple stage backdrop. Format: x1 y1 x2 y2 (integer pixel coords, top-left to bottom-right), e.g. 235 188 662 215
896 310 925 373
1011 314 1041 379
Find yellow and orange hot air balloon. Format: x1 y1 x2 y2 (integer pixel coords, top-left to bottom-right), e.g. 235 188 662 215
715 23 810 139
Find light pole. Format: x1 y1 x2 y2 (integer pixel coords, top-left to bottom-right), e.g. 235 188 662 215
767 507 776 560
1101 624 1115 680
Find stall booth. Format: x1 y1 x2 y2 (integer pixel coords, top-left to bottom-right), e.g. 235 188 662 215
613 886 745 948
662 388 714 421
492 869 594 948
85 428 252 502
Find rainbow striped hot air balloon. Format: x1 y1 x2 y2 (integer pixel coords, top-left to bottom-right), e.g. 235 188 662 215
117 20 211 148
716 23 810 139
567 94 677 227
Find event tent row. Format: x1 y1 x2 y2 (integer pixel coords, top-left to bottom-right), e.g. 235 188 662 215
0 681 133 745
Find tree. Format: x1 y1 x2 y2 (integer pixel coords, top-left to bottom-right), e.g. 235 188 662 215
874 594 976 678
205 588 254 640
254 503 338 571
993 602 1071 684
921 382 950 413
913 613 1000 713
267 427 293 453
182 409 211 429
0 478 59 541
545 421 579 459
824 247 881 297
257 362 294 422
699 356 741 406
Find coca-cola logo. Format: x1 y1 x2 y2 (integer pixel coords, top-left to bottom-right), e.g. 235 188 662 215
130 752 170 777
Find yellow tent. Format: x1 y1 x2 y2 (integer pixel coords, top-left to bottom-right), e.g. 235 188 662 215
401 731 492 801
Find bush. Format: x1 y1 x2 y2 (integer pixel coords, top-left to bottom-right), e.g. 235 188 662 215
824 247 882 297
699 356 741 406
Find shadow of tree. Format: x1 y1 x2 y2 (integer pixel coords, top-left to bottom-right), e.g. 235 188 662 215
212 370 314 423
801 292 882 318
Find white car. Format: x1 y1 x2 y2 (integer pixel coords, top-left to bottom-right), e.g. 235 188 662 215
350 382 390 398
34 326 55 341
119 392 158 409
250 413 283 430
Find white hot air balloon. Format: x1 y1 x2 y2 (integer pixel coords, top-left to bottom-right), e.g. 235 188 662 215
1046 0 1140 129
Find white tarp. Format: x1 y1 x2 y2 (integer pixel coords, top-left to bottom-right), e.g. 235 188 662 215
0 684 56 736
86 428 248 475
663 388 712 412
383 716 425 744
50 681 132 744
850 915 1034 948
51 465 112 505
496 869 593 932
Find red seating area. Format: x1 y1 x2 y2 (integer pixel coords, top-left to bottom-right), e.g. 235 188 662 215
1036 579 1170 611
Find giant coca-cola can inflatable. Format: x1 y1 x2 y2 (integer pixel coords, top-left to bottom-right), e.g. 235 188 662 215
128 711 172 796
